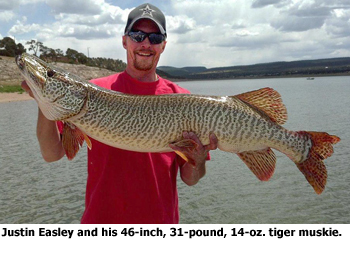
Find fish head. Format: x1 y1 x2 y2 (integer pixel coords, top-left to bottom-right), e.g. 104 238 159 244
16 53 88 121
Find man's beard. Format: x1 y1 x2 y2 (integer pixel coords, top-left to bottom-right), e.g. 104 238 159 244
134 58 154 71
133 50 156 71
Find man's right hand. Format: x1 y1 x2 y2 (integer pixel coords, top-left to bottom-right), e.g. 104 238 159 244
21 81 34 98
21 80 65 162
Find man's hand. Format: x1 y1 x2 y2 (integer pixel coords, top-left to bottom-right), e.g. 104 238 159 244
170 131 218 166
21 81 34 98
21 80 65 162
169 132 218 186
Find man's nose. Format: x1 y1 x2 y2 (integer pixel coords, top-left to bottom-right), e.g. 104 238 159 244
139 37 152 48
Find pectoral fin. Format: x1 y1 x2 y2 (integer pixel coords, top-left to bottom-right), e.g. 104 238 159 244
62 122 91 160
83 132 92 150
171 139 198 164
174 151 189 162
237 148 276 181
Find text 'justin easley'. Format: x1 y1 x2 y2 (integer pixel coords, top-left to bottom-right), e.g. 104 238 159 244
2 228 75 238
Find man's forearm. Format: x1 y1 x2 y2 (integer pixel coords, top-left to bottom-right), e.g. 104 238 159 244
36 109 65 162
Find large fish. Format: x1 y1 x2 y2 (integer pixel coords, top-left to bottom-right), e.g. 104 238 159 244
16 53 340 194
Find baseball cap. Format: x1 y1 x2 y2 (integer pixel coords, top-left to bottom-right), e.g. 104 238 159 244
124 3 167 37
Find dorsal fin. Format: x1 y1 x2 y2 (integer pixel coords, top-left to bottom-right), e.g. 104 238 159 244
232 87 288 125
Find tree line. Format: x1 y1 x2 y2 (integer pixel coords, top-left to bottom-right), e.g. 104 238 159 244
0 37 126 72
0 37 26 56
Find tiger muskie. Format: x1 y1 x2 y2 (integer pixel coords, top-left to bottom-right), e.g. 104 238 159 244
16 53 340 194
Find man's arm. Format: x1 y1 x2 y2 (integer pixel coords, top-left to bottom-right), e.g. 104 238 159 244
170 132 218 186
21 81 65 162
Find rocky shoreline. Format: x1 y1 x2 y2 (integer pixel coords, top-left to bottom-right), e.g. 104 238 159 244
0 55 117 103
0 56 116 87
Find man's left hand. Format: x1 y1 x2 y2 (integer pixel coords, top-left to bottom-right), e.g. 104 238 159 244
169 132 218 186
169 131 218 166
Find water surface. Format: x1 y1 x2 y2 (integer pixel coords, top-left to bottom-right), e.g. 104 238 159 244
0 76 349 223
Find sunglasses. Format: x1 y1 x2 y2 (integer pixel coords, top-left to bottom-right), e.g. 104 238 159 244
128 31 166 45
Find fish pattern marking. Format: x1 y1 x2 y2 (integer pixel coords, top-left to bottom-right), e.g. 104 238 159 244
16 53 340 194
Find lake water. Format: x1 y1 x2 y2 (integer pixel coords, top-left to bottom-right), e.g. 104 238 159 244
0 76 349 224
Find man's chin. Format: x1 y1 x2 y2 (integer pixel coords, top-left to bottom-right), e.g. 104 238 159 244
134 62 154 71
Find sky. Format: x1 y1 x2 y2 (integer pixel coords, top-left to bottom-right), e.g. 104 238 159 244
1 0 350 68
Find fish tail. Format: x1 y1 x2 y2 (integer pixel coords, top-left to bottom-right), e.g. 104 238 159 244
295 131 340 194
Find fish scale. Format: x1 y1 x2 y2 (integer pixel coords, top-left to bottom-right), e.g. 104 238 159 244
16 53 340 194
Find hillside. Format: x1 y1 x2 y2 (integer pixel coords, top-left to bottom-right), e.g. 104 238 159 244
0 56 117 86
157 66 207 77
158 57 350 79
2 56 350 87
0 55 176 87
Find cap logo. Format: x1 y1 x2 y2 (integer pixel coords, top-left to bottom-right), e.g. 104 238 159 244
140 5 155 17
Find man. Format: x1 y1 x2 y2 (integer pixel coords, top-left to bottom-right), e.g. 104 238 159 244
22 3 218 223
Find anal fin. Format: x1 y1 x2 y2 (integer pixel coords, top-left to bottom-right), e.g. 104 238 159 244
237 148 276 181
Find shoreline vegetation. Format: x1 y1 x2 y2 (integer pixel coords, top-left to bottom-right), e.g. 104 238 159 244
1 50 350 103
1 37 349 89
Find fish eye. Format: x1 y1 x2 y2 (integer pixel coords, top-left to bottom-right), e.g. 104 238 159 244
47 69 56 78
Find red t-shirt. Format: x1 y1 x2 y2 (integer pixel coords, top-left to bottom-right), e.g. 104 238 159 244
80 71 190 224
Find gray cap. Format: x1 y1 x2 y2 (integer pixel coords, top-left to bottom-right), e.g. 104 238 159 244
124 3 166 37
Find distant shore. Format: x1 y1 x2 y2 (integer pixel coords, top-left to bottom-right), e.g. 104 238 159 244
1 73 349 104
0 92 33 103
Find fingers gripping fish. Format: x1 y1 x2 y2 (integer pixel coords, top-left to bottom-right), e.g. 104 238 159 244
16 53 340 194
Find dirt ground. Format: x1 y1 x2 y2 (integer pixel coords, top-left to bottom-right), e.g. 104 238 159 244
0 92 33 103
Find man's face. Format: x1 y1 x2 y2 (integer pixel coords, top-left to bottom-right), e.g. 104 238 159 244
123 19 166 72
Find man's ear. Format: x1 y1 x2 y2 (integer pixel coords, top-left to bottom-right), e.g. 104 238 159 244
122 36 127 49
161 40 167 53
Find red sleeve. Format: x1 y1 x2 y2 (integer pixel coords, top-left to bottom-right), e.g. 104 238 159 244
56 121 64 134
206 152 211 160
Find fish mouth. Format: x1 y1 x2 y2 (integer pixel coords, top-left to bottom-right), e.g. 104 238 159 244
16 54 25 70
15 53 47 92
